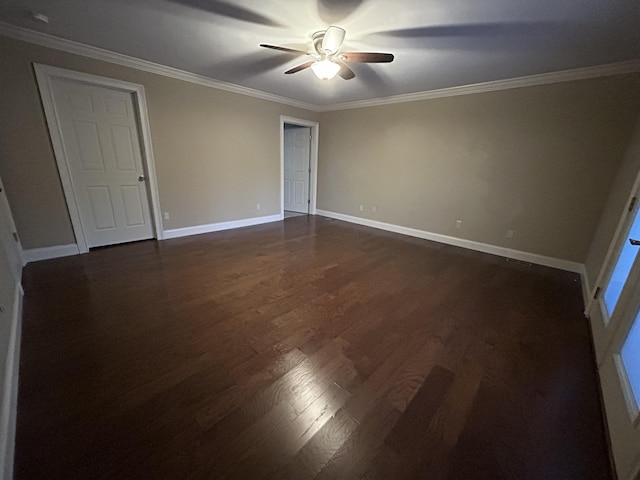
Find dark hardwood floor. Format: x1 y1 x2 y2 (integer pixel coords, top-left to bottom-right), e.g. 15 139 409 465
16 216 612 479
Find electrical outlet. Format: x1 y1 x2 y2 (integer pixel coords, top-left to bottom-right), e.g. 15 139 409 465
372 206 377 213
359 205 364 212
455 220 462 229
507 230 515 239
257 203 261 210
163 212 170 220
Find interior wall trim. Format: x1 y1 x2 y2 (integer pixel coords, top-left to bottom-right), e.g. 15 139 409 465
2 22 640 112
163 214 283 240
23 244 80 264
0 22 318 112
579 265 590 314
280 116 320 217
0 285 23 480
22 215 283 261
317 60 640 112
317 209 585 274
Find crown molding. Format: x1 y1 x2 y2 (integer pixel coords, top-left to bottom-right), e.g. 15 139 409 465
0 22 320 112
317 60 640 112
2 21 639 113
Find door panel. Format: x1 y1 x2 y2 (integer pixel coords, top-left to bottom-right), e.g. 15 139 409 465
592 193 640 480
284 179 292 206
621 318 640 406
105 97 128 116
604 209 640 318
120 186 145 226
283 126 310 214
600 293 640 480
51 78 153 248
110 125 137 171
74 120 105 170
68 91 94 111
87 186 116 230
294 180 305 205
594 196 640 358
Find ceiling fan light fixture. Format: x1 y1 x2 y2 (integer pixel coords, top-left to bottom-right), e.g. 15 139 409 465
321 26 346 54
311 59 340 80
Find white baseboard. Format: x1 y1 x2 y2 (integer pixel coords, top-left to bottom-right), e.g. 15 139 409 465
317 209 585 274
163 214 283 240
23 243 79 263
22 215 285 258
0 284 23 480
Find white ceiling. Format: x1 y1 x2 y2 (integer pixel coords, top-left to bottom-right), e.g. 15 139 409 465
1 0 639 107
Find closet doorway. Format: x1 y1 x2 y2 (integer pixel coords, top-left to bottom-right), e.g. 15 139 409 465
280 116 319 218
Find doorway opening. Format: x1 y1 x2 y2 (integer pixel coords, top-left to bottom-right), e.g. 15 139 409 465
280 116 319 219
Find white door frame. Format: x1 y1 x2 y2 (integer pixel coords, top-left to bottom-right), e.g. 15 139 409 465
586 174 640 315
280 116 319 216
34 64 164 254
0 175 24 271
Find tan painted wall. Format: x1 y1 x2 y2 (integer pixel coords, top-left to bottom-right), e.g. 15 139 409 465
0 35 318 249
318 75 640 262
3 33 640 263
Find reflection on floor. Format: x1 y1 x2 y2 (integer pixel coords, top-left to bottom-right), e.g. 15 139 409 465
16 216 613 479
284 210 307 219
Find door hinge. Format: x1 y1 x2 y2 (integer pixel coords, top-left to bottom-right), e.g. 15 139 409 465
12 232 19 243
593 286 601 300
629 196 638 212
308 199 310 204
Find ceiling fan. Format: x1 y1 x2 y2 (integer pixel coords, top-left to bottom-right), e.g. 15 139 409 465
259 26 394 80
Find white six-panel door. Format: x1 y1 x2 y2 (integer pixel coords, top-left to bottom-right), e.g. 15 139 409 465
283 127 311 214
50 78 154 248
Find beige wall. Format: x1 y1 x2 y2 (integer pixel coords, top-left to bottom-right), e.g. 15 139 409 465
318 75 640 262
0 35 317 249
3 32 640 264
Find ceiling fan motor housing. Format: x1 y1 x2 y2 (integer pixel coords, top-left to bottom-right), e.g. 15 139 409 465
312 31 327 54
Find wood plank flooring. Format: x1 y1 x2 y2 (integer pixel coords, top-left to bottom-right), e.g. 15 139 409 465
16 216 613 479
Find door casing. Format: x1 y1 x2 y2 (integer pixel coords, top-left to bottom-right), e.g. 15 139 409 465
586 126 640 480
34 64 164 254
280 116 319 217
0 176 24 279
284 126 311 214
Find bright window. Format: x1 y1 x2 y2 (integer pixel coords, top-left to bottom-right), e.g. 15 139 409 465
604 209 640 317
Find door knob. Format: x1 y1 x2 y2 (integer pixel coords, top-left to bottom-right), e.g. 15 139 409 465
630 238 640 246
138 174 146 182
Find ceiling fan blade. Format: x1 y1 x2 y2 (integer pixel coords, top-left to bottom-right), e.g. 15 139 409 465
285 61 316 74
217 52 296 79
341 52 394 63
336 61 355 80
372 21 563 38
168 0 283 27
260 44 311 55
322 26 346 53
317 0 366 24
